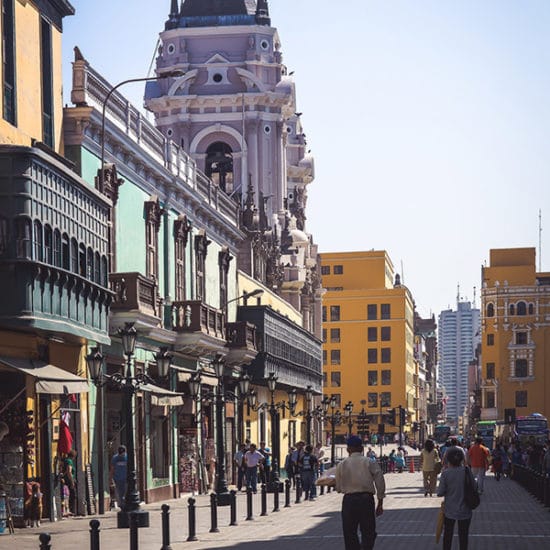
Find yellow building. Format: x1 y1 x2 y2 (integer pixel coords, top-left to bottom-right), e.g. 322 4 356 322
321 251 417 443
481 248 550 421
0 0 72 151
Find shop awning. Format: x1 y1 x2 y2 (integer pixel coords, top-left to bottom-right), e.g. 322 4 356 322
0 356 89 394
171 366 192 383
140 383 184 406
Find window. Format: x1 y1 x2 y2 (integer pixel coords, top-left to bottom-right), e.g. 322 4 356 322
145 197 162 281
194 231 210 301
333 265 343 274
331 372 341 387
78 244 86 277
322 372 327 386
40 18 53 147
70 238 78 273
218 248 232 310
514 359 528 378
486 303 495 317
380 392 391 407
515 391 528 408
322 350 327 365
330 328 340 343
517 302 527 316
174 215 191 301
330 305 340 321
2 0 16 125
486 363 495 379
53 230 61 267
368 371 378 386
322 329 327 343
486 391 495 409
381 327 391 341
381 303 391 320
381 348 391 363
367 304 377 320
381 370 391 385
86 248 93 280
322 306 327 322
486 334 494 346
516 332 528 345
509 304 515 316
368 348 378 364
33 221 43 261
61 234 70 270
321 265 330 275
528 303 534 315
330 350 340 365
44 225 52 264
16 218 31 258
205 142 234 194
368 327 377 342
368 393 378 408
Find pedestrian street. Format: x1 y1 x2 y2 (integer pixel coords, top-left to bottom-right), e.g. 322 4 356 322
8 471 550 550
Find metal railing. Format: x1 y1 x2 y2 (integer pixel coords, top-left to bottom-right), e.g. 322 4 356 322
511 464 550 507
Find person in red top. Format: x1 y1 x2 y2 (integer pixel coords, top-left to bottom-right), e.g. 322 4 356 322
467 436 490 494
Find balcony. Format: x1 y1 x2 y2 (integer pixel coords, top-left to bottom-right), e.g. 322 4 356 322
109 272 161 330
172 300 226 357
224 321 258 367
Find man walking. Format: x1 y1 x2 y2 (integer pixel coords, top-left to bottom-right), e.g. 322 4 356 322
336 436 385 550
468 436 489 494
110 446 128 510
244 443 264 493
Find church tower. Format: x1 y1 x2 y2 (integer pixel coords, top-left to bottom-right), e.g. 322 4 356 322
145 0 320 334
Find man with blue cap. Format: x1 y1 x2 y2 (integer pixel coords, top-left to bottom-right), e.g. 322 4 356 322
335 435 386 549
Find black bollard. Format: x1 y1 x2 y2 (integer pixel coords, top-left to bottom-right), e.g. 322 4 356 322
246 487 254 521
187 498 198 542
229 490 238 526
89 519 100 550
273 479 280 512
210 493 219 533
39 533 51 550
129 512 139 550
295 474 302 503
160 504 172 550
284 478 291 508
260 483 267 516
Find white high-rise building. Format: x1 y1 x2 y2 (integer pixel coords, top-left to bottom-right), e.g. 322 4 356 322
438 301 480 426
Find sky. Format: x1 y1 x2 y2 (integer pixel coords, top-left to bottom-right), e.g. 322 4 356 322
62 1 550 318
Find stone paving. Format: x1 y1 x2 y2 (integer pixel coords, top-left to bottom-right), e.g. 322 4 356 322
5 470 550 549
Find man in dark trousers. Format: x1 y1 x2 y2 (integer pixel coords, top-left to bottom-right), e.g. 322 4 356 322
335 436 386 550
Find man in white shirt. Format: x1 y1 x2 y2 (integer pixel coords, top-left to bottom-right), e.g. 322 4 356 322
336 436 386 550
244 443 264 493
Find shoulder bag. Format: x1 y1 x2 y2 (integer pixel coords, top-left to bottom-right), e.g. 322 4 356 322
463 466 480 509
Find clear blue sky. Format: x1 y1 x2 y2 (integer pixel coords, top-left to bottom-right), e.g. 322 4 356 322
62 1 550 318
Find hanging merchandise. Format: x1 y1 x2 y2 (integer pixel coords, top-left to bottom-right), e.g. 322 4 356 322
58 412 73 456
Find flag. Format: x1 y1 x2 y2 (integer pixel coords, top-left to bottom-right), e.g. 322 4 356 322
58 414 73 455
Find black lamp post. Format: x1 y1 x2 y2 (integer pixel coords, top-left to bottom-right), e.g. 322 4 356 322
288 385 315 445
344 401 354 437
323 395 342 467
188 359 250 506
87 323 172 530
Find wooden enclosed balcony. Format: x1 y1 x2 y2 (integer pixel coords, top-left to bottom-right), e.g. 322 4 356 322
224 321 258 367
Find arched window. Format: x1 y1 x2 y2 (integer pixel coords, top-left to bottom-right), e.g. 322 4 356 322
53 229 61 267
528 303 534 315
486 303 494 317
509 304 515 316
205 142 234 194
71 238 78 273
517 301 527 316
87 247 94 280
62 234 70 270
79 244 86 277
94 252 101 283
101 256 108 287
44 225 53 264
33 220 43 261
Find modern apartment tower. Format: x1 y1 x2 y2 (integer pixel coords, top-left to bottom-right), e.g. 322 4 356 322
438 301 480 426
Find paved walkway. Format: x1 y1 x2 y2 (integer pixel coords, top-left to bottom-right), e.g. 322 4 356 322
6 471 550 549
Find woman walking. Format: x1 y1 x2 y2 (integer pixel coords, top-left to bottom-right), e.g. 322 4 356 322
420 439 439 497
437 448 474 550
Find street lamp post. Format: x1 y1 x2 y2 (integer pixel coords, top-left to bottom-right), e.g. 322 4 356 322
87 322 172 530
323 395 342 467
344 401 354 437
288 385 315 445
188 360 250 506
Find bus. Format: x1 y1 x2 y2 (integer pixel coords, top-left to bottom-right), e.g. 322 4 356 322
476 420 497 450
515 413 548 446
434 425 451 444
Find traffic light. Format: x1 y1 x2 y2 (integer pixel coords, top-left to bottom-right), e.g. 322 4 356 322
399 406 406 427
388 408 396 426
